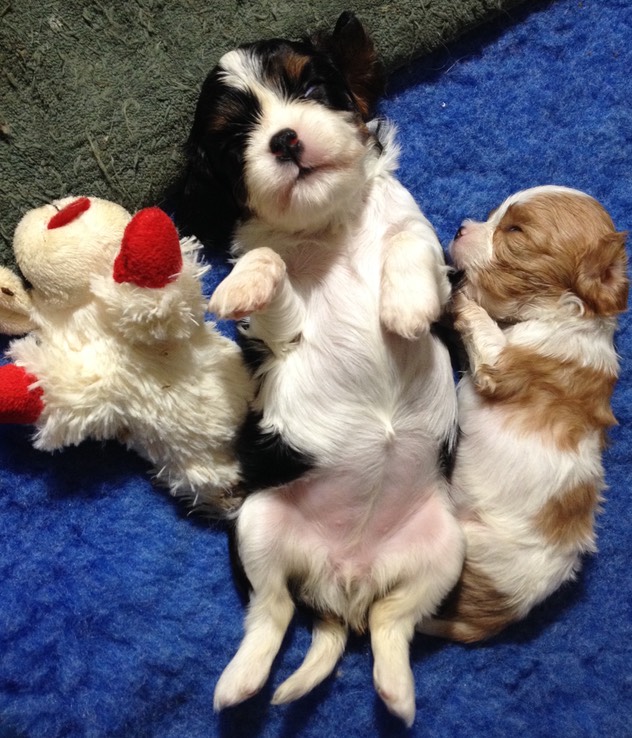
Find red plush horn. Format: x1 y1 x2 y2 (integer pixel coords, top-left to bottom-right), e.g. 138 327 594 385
113 208 183 289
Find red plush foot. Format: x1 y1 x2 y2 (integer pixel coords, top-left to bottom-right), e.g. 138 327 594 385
0 364 44 424
113 207 183 289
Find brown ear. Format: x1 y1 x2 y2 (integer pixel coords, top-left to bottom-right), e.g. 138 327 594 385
312 11 385 120
575 231 629 316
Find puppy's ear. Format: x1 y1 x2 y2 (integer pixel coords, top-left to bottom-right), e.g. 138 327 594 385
314 11 385 120
163 70 242 252
575 231 629 316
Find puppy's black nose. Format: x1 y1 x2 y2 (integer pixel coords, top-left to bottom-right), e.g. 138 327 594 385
270 128 301 161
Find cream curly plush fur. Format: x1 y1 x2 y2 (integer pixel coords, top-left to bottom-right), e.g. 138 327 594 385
0 196 253 513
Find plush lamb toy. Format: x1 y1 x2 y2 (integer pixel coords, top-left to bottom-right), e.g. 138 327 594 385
0 196 253 513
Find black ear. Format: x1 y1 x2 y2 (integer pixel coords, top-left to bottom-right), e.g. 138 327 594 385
313 11 385 120
164 165 239 255
161 69 243 254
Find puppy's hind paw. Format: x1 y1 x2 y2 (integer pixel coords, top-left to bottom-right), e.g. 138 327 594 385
213 662 268 712
373 664 416 727
271 678 305 706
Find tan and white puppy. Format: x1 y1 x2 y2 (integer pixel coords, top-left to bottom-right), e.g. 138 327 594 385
419 186 629 643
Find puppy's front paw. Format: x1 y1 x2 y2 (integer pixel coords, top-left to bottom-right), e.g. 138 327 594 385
380 292 441 339
209 248 286 320
451 292 486 333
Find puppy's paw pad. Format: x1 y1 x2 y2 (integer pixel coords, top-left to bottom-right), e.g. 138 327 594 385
209 251 286 319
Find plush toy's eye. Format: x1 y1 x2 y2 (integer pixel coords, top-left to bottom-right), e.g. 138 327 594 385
48 197 91 230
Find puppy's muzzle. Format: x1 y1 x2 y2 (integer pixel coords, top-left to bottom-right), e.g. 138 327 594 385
270 128 303 164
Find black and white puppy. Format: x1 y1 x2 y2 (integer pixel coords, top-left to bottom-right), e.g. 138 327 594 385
177 13 464 726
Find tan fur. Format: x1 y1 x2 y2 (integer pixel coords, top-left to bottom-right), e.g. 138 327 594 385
473 195 628 318
533 481 601 549
281 51 310 85
425 561 521 643
476 346 617 451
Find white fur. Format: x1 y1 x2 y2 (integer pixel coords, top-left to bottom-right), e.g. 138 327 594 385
210 100 462 724
244 100 368 233
493 185 592 223
3 197 253 511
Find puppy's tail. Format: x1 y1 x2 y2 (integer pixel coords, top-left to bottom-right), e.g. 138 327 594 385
417 615 500 645
271 618 348 704
416 560 520 644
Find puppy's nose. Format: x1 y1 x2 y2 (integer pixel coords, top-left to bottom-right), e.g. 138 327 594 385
270 128 302 162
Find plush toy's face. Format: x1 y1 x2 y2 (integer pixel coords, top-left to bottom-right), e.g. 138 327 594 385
13 196 132 308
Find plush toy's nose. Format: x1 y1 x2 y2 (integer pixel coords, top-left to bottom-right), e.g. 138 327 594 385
113 207 182 289
47 197 91 229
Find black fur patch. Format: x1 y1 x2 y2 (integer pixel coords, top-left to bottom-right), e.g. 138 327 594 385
236 322 272 375
226 519 252 600
439 427 460 481
164 75 262 250
236 409 315 492
431 317 469 376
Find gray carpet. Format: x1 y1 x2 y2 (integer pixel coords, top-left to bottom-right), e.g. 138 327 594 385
0 0 526 267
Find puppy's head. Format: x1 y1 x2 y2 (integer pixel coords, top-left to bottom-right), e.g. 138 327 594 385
450 186 629 321
185 12 384 234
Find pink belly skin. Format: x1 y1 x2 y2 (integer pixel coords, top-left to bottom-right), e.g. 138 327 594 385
237 466 462 628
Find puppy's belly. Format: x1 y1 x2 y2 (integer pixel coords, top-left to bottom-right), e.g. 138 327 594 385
260 331 455 470
252 246 456 467
239 466 457 627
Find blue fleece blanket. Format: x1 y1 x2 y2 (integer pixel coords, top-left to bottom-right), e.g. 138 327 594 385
1 0 630 736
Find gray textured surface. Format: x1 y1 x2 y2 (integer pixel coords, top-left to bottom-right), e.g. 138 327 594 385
0 0 526 266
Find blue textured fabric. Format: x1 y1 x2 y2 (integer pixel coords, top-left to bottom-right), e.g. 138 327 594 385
1 0 630 736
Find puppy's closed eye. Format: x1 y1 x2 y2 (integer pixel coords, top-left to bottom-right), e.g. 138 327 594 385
303 81 324 99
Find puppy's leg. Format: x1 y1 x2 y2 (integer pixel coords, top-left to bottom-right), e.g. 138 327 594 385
369 592 418 727
214 495 295 710
370 499 464 727
380 230 450 339
271 618 348 704
452 292 506 388
213 572 295 710
248 275 306 353
209 246 287 320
